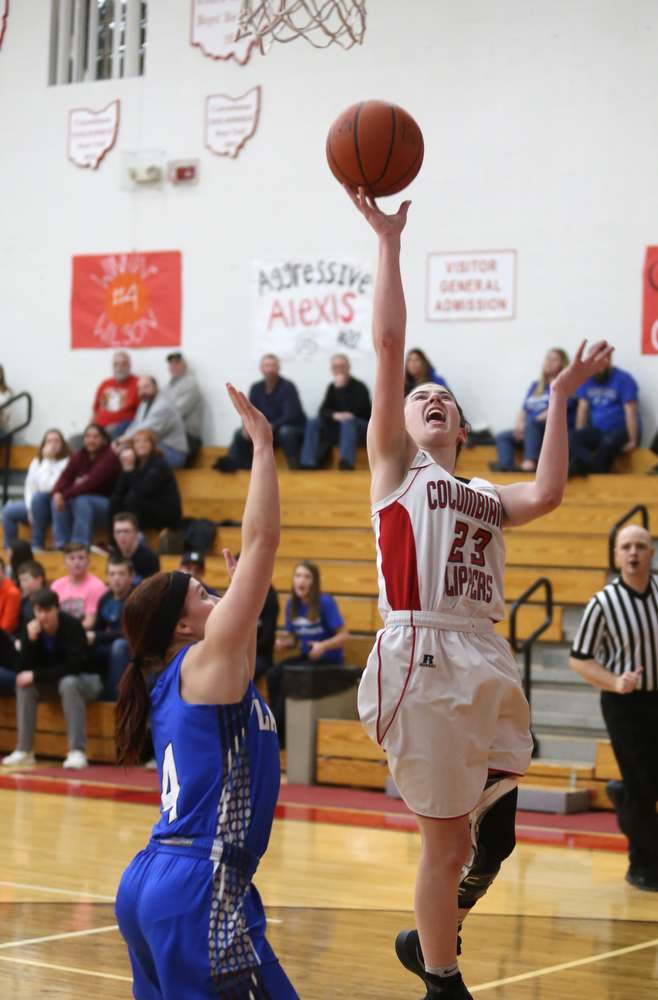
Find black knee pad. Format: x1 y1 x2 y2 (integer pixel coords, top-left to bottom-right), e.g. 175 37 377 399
458 784 517 909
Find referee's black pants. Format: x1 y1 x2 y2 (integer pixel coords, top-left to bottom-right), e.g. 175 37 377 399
600 690 658 874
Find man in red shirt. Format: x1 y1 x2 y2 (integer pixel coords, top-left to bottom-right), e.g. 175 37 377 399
0 557 21 635
92 352 140 440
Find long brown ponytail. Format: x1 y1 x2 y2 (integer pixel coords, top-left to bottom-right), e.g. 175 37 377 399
115 572 171 767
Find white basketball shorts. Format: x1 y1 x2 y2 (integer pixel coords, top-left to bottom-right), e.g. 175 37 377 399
358 611 533 818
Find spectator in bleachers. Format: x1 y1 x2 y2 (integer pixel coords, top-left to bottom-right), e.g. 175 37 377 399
179 552 218 596
87 553 134 701
109 430 182 535
490 349 573 473
50 542 107 632
7 539 33 582
91 352 140 441
0 365 13 440
33 425 121 550
403 349 449 398
115 377 188 469
299 354 372 471
215 355 305 471
267 560 349 746
568 348 639 475
110 512 160 583
16 560 46 633
2 429 71 552
0 557 21 636
163 353 204 460
1 587 101 770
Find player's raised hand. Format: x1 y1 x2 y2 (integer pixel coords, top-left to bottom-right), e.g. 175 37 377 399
551 340 614 398
344 184 411 239
226 383 273 450
223 548 238 581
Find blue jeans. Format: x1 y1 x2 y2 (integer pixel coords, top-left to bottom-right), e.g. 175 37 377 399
0 666 17 697
89 638 132 701
52 494 110 548
300 416 368 468
568 424 629 473
495 418 546 470
160 445 187 469
27 492 53 549
2 499 30 548
229 425 304 469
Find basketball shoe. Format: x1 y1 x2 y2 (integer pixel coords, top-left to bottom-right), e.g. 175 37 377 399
395 929 462 981
423 971 473 998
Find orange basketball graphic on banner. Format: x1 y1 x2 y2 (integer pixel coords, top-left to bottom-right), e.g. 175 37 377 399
71 251 181 349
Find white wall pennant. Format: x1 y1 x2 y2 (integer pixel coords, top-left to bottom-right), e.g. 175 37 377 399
68 100 120 170
190 0 257 64
205 88 260 159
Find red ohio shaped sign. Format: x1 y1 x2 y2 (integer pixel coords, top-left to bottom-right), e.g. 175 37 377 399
642 246 658 355
71 251 182 349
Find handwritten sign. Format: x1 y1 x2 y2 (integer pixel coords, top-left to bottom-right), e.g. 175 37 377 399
190 0 257 64
426 250 517 322
68 100 120 170
252 257 374 360
71 251 182 349
205 88 260 158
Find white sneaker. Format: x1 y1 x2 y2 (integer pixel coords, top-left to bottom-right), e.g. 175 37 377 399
2 750 36 767
62 750 88 770
144 757 158 771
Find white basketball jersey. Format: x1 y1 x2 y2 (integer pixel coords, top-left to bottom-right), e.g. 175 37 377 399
372 450 506 622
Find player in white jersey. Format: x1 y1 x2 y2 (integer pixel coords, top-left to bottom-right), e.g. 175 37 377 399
346 184 612 1000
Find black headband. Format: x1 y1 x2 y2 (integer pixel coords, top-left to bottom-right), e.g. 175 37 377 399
152 571 191 660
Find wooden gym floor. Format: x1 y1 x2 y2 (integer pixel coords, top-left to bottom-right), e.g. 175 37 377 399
1 786 657 998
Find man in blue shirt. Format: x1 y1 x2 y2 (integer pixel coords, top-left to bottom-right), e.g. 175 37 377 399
215 355 306 471
568 351 639 474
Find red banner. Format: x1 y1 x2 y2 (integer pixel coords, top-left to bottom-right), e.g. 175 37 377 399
71 251 182 349
642 246 658 354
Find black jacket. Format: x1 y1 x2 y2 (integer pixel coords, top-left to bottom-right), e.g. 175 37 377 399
111 454 182 524
92 587 134 645
257 587 279 661
20 611 88 684
319 378 371 422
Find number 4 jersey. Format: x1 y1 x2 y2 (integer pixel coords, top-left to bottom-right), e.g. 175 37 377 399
372 451 506 621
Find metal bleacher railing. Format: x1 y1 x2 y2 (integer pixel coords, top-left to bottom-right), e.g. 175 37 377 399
1 392 33 506
509 576 553 757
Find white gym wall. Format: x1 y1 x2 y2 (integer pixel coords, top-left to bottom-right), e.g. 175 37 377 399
1 0 657 444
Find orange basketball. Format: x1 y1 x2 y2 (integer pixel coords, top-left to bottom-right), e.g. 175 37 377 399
326 100 424 198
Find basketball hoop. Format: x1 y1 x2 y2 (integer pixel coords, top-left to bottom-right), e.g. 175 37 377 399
236 0 366 52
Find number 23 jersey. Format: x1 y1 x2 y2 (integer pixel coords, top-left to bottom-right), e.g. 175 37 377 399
372 451 506 621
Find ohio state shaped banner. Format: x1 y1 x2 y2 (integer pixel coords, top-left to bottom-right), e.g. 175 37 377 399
71 251 182 349
190 0 257 64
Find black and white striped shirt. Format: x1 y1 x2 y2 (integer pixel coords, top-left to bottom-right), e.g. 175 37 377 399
571 576 658 691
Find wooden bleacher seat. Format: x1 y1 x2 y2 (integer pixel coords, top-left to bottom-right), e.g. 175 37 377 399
0 697 116 764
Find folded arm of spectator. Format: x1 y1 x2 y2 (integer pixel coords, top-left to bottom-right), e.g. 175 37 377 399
54 449 121 500
622 400 639 453
575 398 590 430
20 618 88 684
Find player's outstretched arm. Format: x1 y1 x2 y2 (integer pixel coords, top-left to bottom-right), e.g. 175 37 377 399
345 186 417 503
497 341 614 527
183 385 280 702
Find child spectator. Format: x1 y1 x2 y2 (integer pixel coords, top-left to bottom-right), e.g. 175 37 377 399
91 352 140 440
0 557 21 636
108 430 182 533
16 560 46 633
403 349 449 398
2 429 71 551
568 350 639 474
1 587 101 770
50 543 107 631
87 554 134 700
268 560 349 746
490 349 573 473
6 539 33 582
111 512 160 583
33 424 121 549
179 551 218 596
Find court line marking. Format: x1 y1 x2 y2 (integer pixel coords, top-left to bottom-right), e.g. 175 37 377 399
0 880 115 901
0 955 132 982
0 924 119 950
470 935 658 991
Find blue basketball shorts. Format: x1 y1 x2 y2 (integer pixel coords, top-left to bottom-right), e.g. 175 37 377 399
116 846 299 1000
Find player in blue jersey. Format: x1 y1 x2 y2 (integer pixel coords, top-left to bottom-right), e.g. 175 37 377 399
114 384 299 1000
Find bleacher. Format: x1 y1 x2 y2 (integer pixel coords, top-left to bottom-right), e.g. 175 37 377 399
2 442 656 805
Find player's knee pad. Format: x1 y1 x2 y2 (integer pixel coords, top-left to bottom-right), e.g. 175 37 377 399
458 776 518 909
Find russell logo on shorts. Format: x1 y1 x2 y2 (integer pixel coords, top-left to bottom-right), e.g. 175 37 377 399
420 654 436 667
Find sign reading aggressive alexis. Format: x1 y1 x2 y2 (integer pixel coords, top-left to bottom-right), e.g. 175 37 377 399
252 258 374 359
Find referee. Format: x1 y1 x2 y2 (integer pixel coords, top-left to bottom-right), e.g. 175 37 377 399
570 524 658 892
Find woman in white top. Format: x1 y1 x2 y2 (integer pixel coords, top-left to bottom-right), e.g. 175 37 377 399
2 429 71 551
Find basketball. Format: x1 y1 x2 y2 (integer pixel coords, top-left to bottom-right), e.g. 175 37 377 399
326 100 424 197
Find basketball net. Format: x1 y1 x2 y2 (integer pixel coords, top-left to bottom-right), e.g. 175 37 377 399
236 0 366 52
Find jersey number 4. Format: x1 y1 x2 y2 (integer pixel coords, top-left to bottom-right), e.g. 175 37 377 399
447 520 493 567
161 742 180 824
